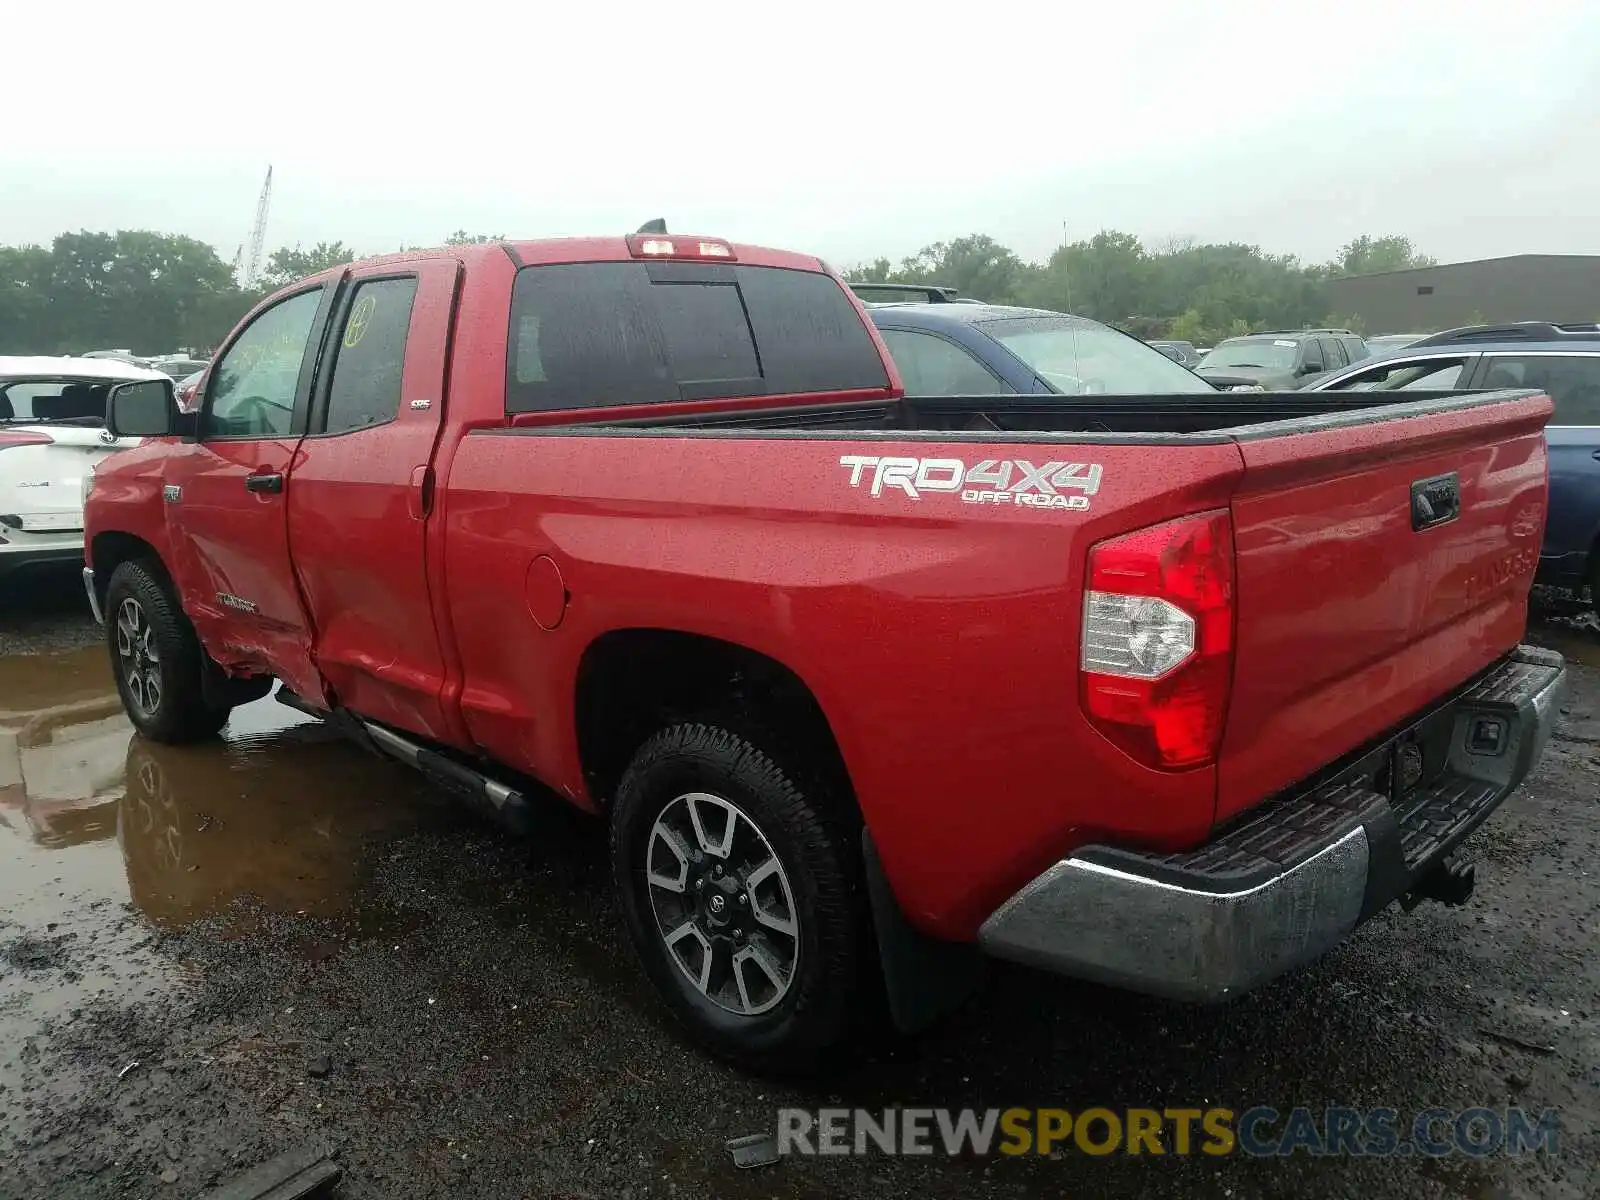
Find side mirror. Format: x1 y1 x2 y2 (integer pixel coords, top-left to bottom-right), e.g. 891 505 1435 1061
106 378 177 438
1298 361 1323 376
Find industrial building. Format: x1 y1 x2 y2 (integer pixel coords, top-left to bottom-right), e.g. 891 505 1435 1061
1326 254 1600 334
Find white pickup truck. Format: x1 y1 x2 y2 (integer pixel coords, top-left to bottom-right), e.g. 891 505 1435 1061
0 356 163 588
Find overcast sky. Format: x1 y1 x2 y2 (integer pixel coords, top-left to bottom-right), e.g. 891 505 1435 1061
6 0 1599 269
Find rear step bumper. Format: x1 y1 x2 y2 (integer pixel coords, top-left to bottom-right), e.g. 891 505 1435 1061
977 644 1566 1001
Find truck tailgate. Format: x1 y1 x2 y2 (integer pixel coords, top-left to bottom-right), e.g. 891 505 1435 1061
1216 392 1552 822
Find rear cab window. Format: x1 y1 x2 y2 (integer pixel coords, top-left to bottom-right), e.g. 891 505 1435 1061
505 263 888 412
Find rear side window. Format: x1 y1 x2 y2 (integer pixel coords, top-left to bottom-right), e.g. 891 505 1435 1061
1328 356 1470 391
506 263 888 412
321 277 418 434
878 329 1010 396
1480 355 1600 424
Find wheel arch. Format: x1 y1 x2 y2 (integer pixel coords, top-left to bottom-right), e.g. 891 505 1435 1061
572 628 857 821
90 530 172 609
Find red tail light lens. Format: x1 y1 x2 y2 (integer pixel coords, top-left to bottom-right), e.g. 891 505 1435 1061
0 431 54 451
1081 509 1235 770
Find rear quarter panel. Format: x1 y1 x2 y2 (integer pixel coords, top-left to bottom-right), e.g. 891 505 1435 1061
442 431 1245 938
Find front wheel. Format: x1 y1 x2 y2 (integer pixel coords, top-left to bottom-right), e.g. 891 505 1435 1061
609 723 867 1071
106 560 232 743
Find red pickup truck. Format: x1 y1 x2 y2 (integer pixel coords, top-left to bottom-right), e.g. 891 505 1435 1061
83 231 1566 1069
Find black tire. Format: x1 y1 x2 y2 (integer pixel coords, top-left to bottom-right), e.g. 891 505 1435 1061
105 560 232 743
610 723 866 1072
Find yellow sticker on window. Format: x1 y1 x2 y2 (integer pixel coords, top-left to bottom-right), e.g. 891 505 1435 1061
343 294 377 348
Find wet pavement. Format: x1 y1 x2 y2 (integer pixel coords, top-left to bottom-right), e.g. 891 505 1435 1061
1 612 1597 1199
0 568 104 658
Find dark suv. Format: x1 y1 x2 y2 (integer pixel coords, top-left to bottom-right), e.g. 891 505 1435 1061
1196 329 1369 390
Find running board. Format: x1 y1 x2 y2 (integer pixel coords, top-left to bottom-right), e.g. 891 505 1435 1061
360 720 538 835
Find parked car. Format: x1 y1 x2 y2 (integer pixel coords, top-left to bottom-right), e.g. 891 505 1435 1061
81 349 156 368
862 295 1216 397
1197 329 1369 390
85 232 1562 1069
0 356 164 585
1149 339 1203 368
149 356 210 381
174 369 205 411
1307 321 1600 608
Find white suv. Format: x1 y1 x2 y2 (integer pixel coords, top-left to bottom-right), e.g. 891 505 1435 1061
0 356 163 588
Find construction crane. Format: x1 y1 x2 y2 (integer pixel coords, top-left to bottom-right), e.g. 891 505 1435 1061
240 166 273 287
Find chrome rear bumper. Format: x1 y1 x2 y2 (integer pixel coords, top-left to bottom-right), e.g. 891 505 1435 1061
978 645 1566 1001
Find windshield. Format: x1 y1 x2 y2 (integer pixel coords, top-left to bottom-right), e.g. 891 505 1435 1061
1199 340 1298 371
982 317 1214 395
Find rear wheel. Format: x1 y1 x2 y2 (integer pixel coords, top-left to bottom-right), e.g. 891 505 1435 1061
610 723 866 1072
106 560 233 743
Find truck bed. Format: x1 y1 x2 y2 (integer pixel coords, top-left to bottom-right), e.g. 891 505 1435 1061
554 388 1515 438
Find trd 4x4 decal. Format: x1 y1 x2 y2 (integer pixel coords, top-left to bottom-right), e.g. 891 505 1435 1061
838 455 1103 511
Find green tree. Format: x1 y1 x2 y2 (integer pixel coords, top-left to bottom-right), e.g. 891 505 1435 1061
846 236 1038 304
2 231 240 355
257 241 357 290
1024 231 1150 321
444 230 507 245
844 257 895 284
1329 235 1437 277
0 243 57 353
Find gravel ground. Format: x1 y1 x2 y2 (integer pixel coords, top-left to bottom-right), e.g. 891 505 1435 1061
1 600 1596 1200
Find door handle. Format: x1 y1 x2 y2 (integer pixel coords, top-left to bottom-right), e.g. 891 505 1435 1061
245 472 284 494
1591 449 1600 461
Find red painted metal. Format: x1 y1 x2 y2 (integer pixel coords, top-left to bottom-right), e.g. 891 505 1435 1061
1217 393 1550 820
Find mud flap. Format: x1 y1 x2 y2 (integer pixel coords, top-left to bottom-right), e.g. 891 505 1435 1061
862 830 985 1034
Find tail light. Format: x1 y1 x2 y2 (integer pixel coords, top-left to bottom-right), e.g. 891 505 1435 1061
0 431 54 451
1080 510 1235 770
626 234 736 261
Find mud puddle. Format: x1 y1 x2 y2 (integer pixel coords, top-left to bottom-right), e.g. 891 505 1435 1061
0 646 445 1100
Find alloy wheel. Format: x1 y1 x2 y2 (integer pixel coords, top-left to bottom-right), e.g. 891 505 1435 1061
645 791 800 1016
115 598 162 716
